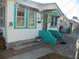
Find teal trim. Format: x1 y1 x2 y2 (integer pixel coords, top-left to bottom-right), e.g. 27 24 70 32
34 12 37 28
14 3 28 29
41 14 43 30
28 10 37 29
47 14 49 25
14 4 17 29
26 8 28 29
14 4 37 29
33 11 35 28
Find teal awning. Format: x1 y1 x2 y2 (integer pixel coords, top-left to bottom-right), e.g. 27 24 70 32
52 9 60 16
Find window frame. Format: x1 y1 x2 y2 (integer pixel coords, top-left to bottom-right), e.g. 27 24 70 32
51 16 58 27
14 4 26 29
14 4 37 29
28 9 37 29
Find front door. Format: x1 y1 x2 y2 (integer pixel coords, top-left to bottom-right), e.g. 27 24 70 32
43 13 48 31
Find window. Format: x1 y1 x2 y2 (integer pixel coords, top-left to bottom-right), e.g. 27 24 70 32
14 4 37 29
0 8 3 17
28 9 36 28
51 16 58 27
0 6 5 27
16 5 25 28
0 0 5 7
0 19 4 27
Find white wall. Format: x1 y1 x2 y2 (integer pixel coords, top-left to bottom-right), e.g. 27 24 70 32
59 19 70 28
6 0 42 43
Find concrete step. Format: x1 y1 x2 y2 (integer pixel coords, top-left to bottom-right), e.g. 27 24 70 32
12 42 40 51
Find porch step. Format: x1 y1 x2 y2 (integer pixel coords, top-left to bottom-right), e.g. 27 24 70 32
12 42 40 51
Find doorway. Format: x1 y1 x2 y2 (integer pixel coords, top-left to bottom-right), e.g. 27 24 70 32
42 12 48 31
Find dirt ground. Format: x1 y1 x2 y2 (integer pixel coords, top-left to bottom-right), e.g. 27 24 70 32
37 53 72 59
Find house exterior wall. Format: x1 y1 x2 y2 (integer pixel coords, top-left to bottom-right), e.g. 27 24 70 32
6 0 70 44
72 23 76 32
59 19 70 28
69 21 77 32
6 0 42 43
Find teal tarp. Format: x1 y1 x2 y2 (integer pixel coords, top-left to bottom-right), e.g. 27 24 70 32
39 30 57 45
49 30 64 40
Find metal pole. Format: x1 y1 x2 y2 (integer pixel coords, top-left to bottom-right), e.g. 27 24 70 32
75 50 78 59
75 40 79 59
75 24 79 59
